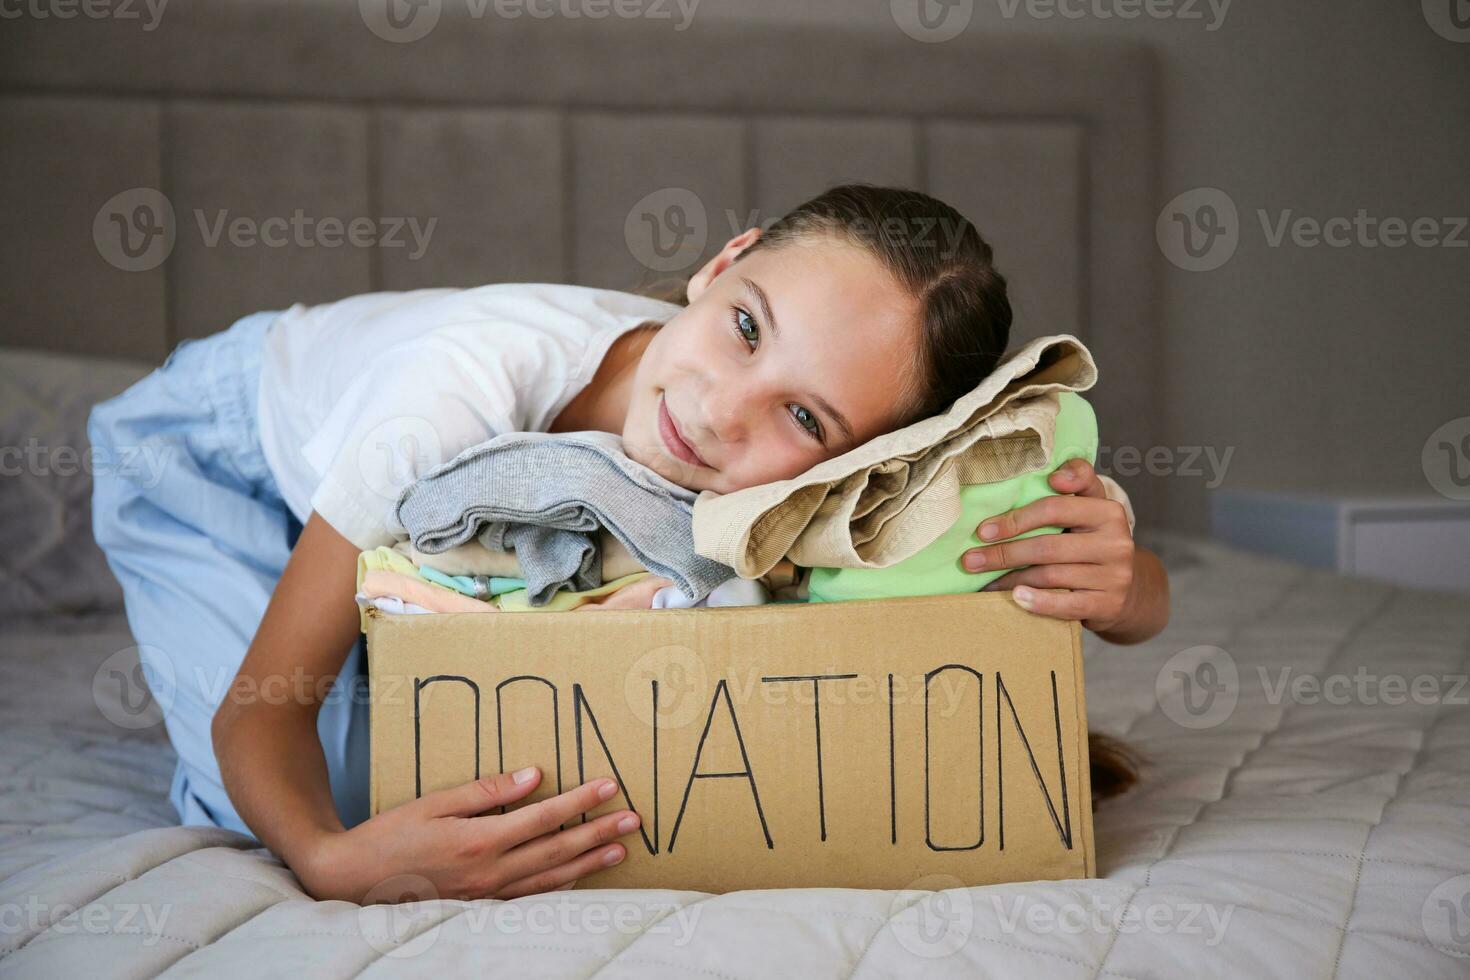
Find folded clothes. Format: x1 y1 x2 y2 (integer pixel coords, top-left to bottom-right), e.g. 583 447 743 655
355 593 434 616
691 334 1097 578
360 569 499 614
391 531 646 580
808 391 1096 602
497 571 654 612
417 564 524 598
652 577 770 608
394 430 736 606
574 574 671 611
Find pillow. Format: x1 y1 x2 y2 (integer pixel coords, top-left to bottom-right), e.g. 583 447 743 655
0 346 154 616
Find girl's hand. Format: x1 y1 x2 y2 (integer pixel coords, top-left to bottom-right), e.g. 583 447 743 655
962 458 1136 634
294 768 640 904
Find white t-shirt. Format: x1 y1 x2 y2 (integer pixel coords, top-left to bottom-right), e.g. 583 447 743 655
255 283 683 552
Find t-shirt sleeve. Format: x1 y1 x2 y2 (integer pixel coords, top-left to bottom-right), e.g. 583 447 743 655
1097 474 1137 535
300 341 520 551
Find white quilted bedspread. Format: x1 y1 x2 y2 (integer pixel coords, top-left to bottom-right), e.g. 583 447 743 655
2 534 1468 978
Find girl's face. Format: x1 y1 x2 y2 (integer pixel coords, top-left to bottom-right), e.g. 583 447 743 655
622 228 922 493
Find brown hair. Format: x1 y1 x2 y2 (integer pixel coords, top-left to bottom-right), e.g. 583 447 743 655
637 184 1140 801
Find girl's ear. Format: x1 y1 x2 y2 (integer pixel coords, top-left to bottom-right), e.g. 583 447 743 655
686 226 763 302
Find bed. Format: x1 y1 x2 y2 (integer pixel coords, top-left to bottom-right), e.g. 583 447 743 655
3 7 1467 977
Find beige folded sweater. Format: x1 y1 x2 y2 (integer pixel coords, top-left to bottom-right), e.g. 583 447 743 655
690 334 1099 578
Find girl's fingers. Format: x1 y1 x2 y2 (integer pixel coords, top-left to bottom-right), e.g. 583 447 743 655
426 766 542 818
974 493 1120 545
1009 585 1101 620
1048 458 1107 498
495 810 641 885
495 843 627 899
483 777 621 847
965 526 1123 575
981 563 1098 593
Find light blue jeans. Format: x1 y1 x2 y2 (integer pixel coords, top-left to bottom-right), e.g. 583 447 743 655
88 311 371 839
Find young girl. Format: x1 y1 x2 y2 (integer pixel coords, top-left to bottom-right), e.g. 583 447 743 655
89 185 1169 904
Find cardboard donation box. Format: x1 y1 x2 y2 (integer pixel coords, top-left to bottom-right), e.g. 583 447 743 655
365 592 1095 891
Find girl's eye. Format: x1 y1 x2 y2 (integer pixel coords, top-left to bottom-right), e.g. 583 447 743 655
731 306 759 349
789 403 823 442
731 305 823 444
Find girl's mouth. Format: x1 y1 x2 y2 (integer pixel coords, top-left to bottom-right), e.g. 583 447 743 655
658 393 709 468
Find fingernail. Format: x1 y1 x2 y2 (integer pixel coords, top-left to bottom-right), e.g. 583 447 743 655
617 814 640 833
964 551 986 571
598 779 618 800
1014 586 1035 607
603 846 625 866
979 523 999 540
512 766 537 785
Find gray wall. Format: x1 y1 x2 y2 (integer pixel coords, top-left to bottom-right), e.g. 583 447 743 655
699 0 1470 532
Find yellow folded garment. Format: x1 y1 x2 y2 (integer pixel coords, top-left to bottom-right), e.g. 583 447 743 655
358 545 431 587
496 572 653 612
361 570 498 614
691 334 1097 578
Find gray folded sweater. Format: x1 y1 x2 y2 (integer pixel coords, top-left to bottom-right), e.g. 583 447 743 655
392 430 735 606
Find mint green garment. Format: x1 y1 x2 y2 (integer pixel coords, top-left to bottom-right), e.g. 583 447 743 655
807 392 1097 602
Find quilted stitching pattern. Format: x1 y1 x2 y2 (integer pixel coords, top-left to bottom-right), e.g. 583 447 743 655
1 535 1467 978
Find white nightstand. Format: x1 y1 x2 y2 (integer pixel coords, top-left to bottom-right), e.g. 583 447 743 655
1210 490 1470 595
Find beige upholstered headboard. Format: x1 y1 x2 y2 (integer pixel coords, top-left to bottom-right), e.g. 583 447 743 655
0 5 1158 517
